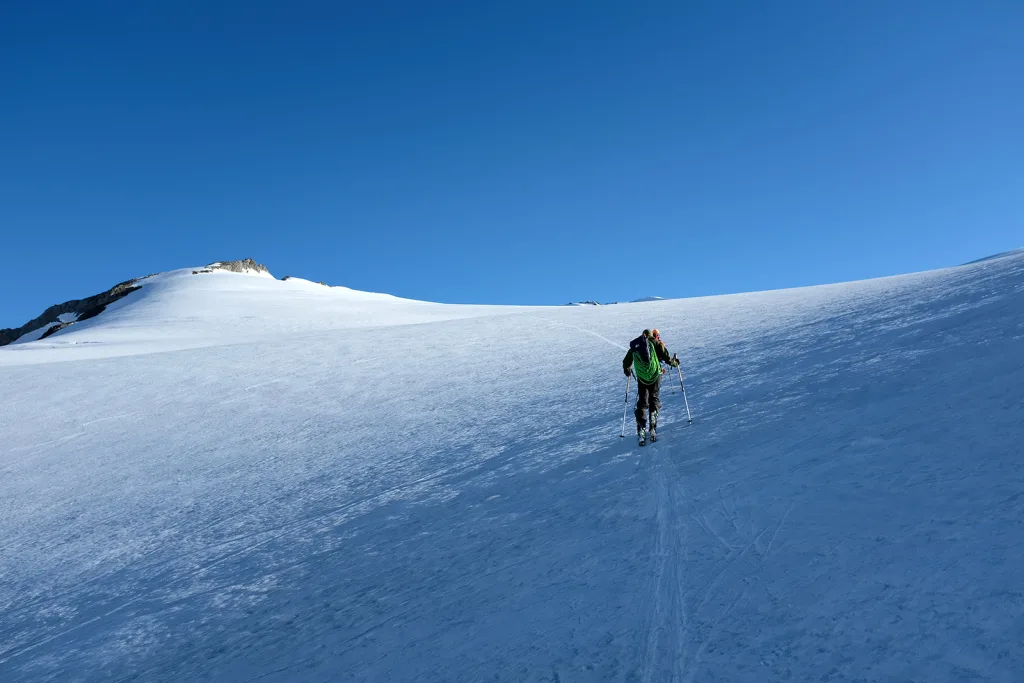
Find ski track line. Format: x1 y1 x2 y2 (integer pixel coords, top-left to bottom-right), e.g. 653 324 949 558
519 314 627 351
80 413 137 427
636 405 779 682
659 449 755 683
717 486 738 528
691 513 734 553
243 379 285 392
4 432 84 453
673 474 797 679
640 443 693 683
639 447 672 683
763 501 795 556
0 432 90 475
664 452 694 682
692 537 756 614
678 499 792 676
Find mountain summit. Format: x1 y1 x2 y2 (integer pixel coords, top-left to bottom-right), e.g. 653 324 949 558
0 258 270 347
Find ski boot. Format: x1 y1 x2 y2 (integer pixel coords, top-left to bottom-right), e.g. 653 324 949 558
649 411 658 442
637 425 647 447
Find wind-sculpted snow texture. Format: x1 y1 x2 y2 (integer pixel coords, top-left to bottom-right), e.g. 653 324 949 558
1 253 1022 682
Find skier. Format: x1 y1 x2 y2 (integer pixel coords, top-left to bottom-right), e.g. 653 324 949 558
623 328 679 445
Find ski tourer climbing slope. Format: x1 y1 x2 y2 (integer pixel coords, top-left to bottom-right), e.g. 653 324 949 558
622 328 679 445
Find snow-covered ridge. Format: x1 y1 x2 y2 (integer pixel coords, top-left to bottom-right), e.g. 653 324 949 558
963 247 1024 265
1 255 676 361
1 251 1019 365
1 259 342 350
0 262 533 364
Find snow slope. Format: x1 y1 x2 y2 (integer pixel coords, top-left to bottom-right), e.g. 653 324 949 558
0 268 526 364
1 253 1022 682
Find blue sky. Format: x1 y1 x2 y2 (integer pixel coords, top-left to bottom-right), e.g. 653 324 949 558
2 1 1022 327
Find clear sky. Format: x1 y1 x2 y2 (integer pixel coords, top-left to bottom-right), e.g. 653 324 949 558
2 1 1022 327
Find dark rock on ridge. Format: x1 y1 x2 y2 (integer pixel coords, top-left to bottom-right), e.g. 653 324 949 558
0 278 144 346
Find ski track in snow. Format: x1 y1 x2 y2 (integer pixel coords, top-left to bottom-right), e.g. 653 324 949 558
1 254 1023 681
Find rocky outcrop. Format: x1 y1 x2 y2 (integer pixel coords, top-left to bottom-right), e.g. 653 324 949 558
205 259 271 276
0 278 144 346
39 322 74 340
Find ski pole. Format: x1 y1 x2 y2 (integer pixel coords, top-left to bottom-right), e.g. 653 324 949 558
673 356 693 424
619 374 631 438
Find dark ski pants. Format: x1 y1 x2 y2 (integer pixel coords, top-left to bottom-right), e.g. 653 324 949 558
635 377 661 430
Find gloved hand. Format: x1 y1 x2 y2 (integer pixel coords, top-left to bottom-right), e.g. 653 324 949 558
624 367 632 377
670 359 680 368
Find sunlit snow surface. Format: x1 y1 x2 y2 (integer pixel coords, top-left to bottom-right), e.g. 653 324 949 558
2 255 1022 682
